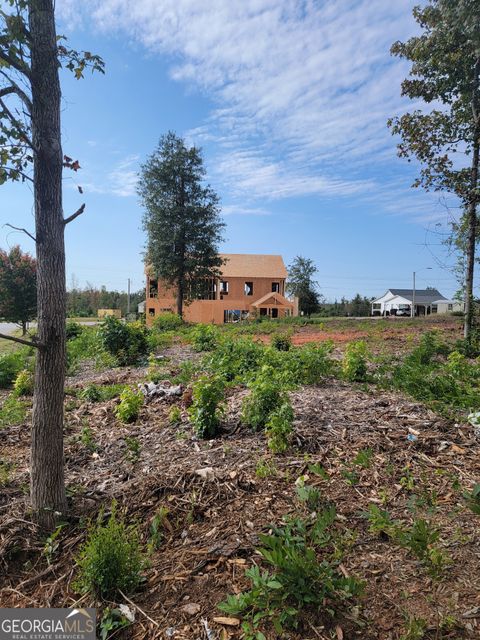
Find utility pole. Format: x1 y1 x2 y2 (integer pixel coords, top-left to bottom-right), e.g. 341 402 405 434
127 278 131 316
411 271 416 318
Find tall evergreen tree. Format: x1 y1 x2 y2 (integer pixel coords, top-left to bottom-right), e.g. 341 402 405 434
388 0 480 340
286 256 321 317
138 132 225 317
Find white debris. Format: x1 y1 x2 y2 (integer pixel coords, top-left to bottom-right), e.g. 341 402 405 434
139 382 182 400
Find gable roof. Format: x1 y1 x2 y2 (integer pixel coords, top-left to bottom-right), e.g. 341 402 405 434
219 254 287 279
251 292 294 308
388 288 447 304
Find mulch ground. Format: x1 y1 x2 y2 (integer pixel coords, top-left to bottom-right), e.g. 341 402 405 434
1 345 479 639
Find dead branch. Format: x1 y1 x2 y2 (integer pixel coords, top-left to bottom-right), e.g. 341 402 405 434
0 332 42 349
63 203 85 225
3 223 36 242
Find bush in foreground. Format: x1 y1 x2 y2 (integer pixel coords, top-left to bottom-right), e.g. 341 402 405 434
74 503 145 598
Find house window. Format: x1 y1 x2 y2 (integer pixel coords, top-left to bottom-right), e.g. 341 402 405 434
220 281 229 295
149 279 158 298
448 303 453 311
148 308 155 317
224 309 249 323
372 303 381 310
432 305 438 314
244 282 253 296
272 282 280 293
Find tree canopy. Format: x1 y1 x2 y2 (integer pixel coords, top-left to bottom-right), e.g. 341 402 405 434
286 256 322 317
0 245 36 333
388 0 480 339
138 132 225 317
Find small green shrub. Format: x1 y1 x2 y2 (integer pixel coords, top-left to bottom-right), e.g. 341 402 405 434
342 341 368 382
152 312 184 332
80 384 102 403
98 317 149 366
295 478 321 512
219 508 363 638
0 350 29 388
66 321 83 341
463 483 480 515
271 333 292 351
206 337 263 383
400 518 450 578
115 388 144 424
188 374 225 439
255 457 277 478
99 608 131 640
168 405 182 425
124 436 141 463
265 402 294 453
74 503 145 598
241 366 290 431
13 369 34 396
364 504 402 540
190 324 218 352
80 426 97 452
0 394 28 428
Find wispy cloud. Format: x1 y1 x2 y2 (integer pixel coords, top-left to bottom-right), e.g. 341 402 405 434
57 0 445 218
78 154 139 197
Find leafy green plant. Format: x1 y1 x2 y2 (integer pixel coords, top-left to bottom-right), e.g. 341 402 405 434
0 350 29 388
124 436 141 463
400 616 427 640
43 526 64 565
65 321 83 341
190 323 218 352
168 405 182 425
98 607 131 640
218 508 363 638
308 462 330 481
255 457 277 479
400 518 450 579
265 402 294 453
271 333 292 351
0 459 14 486
13 369 34 396
188 374 225 439
364 504 402 540
98 317 149 366
74 502 145 598
352 447 373 469
342 341 368 382
0 394 28 428
295 479 321 512
152 312 184 332
80 384 102 402
463 483 480 515
80 426 97 452
115 388 144 424
148 506 170 552
241 366 290 431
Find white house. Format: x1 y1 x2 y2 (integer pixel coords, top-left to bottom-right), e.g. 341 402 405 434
371 289 463 316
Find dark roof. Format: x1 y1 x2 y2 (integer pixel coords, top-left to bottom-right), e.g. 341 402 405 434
389 289 447 304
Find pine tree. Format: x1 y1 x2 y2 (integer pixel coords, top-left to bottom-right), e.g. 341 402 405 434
138 132 225 317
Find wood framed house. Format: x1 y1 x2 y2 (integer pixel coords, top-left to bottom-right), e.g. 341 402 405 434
145 254 298 324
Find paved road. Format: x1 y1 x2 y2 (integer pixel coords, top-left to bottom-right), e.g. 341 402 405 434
0 322 17 335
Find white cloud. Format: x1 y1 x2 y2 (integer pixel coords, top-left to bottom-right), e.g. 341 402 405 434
57 0 445 218
78 154 139 197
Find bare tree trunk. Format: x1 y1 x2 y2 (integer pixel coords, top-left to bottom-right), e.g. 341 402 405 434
464 57 480 342
464 137 480 341
176 277 184 317
29 0 67 528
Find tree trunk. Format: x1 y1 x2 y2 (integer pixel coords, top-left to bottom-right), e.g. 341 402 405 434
29 0 67 528
176 277 184 317
464 56 480 342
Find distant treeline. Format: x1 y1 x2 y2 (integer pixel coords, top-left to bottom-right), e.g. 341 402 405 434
315 294 374 317
67 285 144 318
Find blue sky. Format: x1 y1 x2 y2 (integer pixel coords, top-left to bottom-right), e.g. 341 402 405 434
0 0 466 300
